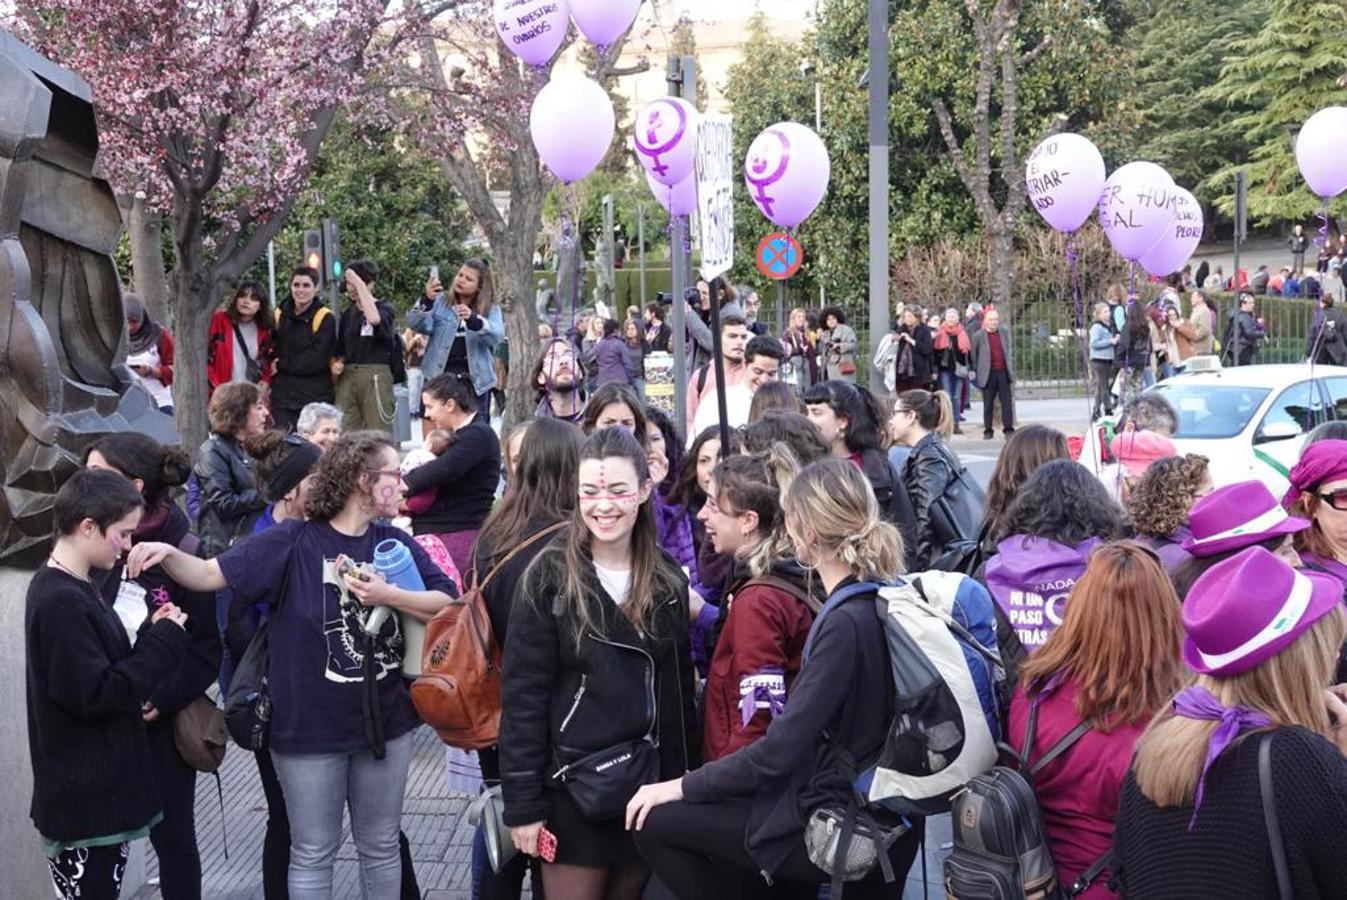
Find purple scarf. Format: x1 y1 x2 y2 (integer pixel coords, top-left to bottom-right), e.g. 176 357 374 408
1171 685 1272 829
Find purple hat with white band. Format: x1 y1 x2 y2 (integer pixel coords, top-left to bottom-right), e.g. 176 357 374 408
1181 481 1310 558
1182 547 1342 677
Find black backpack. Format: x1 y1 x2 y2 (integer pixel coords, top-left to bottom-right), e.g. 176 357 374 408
944 696 1111 899
926 443 986 573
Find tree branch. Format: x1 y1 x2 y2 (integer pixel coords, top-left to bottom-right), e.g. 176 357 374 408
1018 35 1051 68
933 97 992 217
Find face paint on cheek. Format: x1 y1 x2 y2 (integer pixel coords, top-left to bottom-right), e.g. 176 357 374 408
377 483 397 506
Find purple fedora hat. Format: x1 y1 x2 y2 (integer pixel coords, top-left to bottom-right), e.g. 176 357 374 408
1182 481 1310 558
1183 546 1342 677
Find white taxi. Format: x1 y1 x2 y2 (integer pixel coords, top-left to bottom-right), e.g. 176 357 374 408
1142 361 1347 495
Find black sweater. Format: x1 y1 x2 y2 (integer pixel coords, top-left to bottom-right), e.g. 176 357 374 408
473 517 565 647
271 298 338 408
404 418 501 534
1114 725 1347 899
27 567 190 843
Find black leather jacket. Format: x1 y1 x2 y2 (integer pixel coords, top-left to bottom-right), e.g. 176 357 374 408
903 432 956 571
499 542 700 827
194 434 266 557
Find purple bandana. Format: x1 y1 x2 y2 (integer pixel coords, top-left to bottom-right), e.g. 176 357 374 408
738 667 787 727
1171 685 1272 829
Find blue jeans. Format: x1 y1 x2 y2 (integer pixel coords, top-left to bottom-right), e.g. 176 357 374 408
937 368 963 422
270 731 414 900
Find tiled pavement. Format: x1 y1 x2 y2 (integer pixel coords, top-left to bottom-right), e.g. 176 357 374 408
131 725 949 899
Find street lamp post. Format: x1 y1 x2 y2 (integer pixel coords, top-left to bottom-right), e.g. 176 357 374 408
867 0 891 395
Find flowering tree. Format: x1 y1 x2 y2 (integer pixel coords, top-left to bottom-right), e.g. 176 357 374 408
14 0 394 448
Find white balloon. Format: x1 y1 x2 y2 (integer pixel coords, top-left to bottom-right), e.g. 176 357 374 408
569 0 641 47
1025 133 1106 233
492 0 569 67
1098 162 1177 262
1296 106 1347 198
529 75 615 184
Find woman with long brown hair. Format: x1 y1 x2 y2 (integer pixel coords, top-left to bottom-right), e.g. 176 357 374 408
1008 542 1185 898
978 425 1069 560
1115 547 1347 897
499 427 697 900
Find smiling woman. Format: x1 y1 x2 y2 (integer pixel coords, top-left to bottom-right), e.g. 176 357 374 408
498 427 698 900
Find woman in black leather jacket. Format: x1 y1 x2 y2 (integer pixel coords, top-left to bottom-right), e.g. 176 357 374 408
194 381 269 557
803 380 919 566
892 388 957 570
500 427 699 900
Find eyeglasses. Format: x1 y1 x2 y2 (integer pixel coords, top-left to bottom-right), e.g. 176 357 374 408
367 467 402 480
1318 490 1347 511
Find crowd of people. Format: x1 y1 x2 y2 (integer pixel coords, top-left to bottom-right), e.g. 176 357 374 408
35 252 1347 900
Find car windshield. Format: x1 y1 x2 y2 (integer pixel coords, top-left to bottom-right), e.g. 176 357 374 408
1148 382 1271 439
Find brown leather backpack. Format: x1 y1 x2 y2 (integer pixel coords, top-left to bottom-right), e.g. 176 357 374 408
411 523 565 749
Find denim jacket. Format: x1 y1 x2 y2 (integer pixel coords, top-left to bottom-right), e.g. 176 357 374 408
406 295 504 392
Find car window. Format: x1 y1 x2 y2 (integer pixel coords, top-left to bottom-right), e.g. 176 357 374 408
1257 381 1321 440
1149 382 1270 439
1324 377 1347 421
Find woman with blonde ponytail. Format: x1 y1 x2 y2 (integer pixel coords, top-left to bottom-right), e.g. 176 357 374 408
696 442 822 762
627 459 923 899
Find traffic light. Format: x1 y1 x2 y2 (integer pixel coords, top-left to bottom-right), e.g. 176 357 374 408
322 218 342 283
302 229 324 288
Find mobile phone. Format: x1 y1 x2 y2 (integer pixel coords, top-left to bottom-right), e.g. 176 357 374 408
429 265 440 283
537 826 558 863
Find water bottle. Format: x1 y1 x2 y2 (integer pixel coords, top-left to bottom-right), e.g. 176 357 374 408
372 538 427 676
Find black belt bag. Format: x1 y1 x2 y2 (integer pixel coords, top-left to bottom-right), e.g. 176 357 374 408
553 736 660 821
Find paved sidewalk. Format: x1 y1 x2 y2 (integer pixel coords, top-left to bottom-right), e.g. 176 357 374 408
130 724 950 899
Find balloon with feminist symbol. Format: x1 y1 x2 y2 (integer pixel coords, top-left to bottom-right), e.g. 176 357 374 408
633 97 697 187
744 122 829 230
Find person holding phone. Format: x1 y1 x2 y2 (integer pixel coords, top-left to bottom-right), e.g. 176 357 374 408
124 292 176 414
28 469 191 900
407 258 503 421
499 427 699 900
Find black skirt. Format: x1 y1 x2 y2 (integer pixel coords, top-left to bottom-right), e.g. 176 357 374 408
544 787 645 868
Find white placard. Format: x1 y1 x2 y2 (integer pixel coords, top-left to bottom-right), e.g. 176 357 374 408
694 113 734 281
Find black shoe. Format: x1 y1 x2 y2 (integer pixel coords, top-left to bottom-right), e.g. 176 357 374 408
1004 427 1016 436
983 431 994 440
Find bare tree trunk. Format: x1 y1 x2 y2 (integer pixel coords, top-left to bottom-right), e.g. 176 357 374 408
989 225 1015 309
497 232 540 427
127 197 171 326
172 281 216 452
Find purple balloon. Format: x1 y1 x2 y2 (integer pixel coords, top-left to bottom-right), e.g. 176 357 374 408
1139 187 1204 276
569 0 640 47
493 0 569 67
1026 133 1106 233
633 98 698 187
1296 107 1347 198
647 171 695 216
1098 162 1177 262
530 75 614 184
744 122 830 229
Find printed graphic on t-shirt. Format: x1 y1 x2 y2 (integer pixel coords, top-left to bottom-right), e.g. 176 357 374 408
321 558 403 683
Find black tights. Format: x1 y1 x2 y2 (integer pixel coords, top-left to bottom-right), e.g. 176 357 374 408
633 798 923 900
254 750 421 899
540 858 649 900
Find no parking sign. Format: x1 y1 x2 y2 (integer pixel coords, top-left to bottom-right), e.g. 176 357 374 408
755 232 803 281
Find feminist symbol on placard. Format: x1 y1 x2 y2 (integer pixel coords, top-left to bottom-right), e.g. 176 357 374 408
745 128 791 219
634 99 689 179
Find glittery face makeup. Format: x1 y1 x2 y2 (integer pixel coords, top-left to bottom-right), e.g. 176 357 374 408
368 447 404 517
578 457 646 544
97 509 141 568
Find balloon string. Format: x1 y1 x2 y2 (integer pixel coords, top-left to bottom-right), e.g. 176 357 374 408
1318 202 1330 250
1067 235 1097 432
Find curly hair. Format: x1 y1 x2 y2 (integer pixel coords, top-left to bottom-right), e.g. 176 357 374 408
303 431 397 521
1127 454 1210 539
998 459 1127 547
